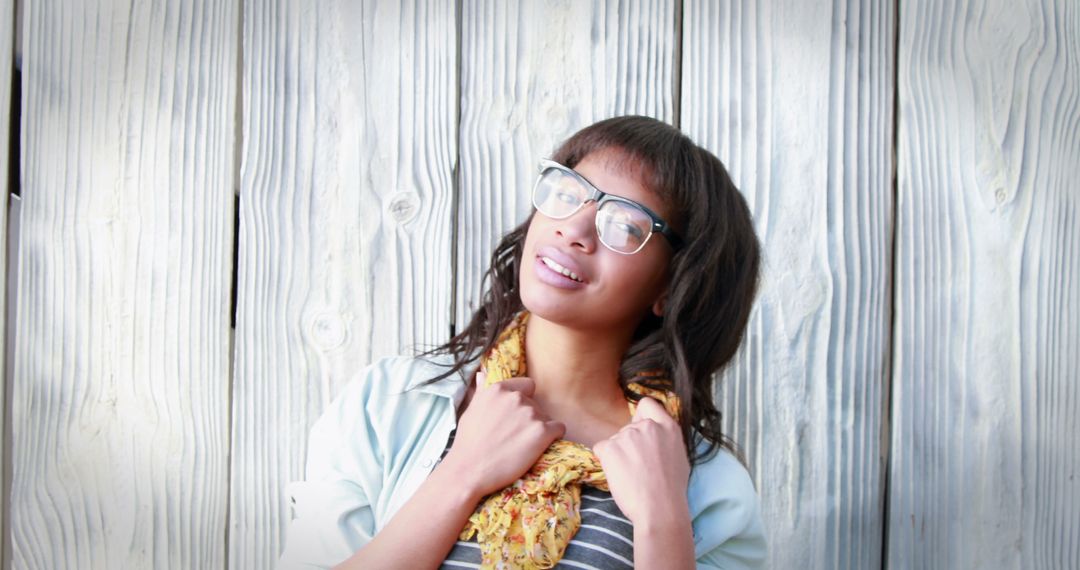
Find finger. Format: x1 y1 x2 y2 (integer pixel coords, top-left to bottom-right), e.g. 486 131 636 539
498 376 536 397
633 397 672 422
545 420 566 440
474 370 489 387
592 438 621 463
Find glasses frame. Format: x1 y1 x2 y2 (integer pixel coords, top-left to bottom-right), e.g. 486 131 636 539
532 159 684 255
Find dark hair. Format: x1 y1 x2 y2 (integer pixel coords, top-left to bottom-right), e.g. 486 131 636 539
420 115 761 465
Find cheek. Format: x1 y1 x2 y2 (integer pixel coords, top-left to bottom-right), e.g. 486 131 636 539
518 222 544 290
600 257 666 301
521 217 544 253
622 255 670 302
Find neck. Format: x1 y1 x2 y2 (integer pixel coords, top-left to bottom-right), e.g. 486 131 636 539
523 313 634 418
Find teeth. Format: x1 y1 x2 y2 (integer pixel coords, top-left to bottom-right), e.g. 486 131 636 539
541 257 582 282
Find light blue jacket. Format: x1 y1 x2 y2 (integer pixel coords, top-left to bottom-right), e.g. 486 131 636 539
279 355 767 569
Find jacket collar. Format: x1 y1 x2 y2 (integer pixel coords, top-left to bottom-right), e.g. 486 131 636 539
404 353 479 407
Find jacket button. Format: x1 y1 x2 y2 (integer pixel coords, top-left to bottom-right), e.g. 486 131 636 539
422 459 433 468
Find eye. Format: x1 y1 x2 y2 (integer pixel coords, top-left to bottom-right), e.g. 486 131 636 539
555 191 580 205
616 221 645 239
600 214 645 239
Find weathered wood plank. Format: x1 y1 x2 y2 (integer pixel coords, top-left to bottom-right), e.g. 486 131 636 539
890 0 1080 567
682 1 896 567
4 196 20 570
455 0 675 324
231 0 457 566
0 0 14 564
12 0 237 567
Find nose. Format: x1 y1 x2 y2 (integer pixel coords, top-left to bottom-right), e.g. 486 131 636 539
554 203 598 252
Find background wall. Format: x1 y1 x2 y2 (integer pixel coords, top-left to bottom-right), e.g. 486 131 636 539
3 0 1078 568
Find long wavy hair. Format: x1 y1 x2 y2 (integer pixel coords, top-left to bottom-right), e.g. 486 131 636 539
420 115 761 466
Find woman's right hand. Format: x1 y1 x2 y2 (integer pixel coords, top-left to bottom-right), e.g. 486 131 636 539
440 371 565 498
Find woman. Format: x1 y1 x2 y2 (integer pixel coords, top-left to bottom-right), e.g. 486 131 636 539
280 116 766 569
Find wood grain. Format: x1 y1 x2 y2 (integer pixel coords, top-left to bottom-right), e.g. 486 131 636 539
0 0 12 564
12 0 237 567
455 0 675 325
230 0 457 566
890 0 1080 567
682 1 896 567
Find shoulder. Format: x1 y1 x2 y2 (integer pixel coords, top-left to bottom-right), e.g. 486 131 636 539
326 353 469 407
282 354 474 568
688 443 767 569
310 353 471 439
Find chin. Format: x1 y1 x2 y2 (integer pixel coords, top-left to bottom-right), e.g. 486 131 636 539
519 283 578 323
518 273 591 328
520 300 578 325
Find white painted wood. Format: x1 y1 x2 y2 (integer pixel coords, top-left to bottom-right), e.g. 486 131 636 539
4 196 20 570
230 0 457 566
12 0 237 567
455 0 676 324
0 0 14 564
890 0 1080 567
682 1 895 567
5 1 1070 568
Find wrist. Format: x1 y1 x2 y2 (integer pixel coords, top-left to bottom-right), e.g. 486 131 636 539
634 495 692 532
633 501 695 569
429 454 487 506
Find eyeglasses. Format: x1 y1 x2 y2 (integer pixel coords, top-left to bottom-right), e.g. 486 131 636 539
531 159 684 255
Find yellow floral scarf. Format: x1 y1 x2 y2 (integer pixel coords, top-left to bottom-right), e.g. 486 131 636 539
458 311 680 569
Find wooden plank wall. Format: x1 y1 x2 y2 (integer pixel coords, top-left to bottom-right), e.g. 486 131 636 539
0 0 11 565
889 0 1080 567
11 0 237 568
229 0 456 568
3 0 1078 568
682 1 895 568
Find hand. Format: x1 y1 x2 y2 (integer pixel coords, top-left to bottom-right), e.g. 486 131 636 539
592 397 691 526
440 371 566 498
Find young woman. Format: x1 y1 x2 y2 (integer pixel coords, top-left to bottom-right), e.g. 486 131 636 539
280 116 766 569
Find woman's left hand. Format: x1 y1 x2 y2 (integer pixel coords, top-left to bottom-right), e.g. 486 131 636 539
592 396 691 526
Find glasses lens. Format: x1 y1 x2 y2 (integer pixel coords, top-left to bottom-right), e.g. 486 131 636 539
596 200 653 253
533 168 588 218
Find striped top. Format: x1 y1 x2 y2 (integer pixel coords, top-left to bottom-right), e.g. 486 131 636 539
438 429 636 569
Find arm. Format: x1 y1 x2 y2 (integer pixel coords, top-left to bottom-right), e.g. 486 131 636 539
334 373 565 569
632 498 697 569
687 445 767 569
330 456 485 570
594 398 767 569
593 397 695 570
279 369 384 570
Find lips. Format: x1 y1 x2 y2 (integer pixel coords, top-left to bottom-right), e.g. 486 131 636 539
536 247 588 283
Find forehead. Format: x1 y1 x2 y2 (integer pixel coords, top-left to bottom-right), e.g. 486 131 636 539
570 150 670 220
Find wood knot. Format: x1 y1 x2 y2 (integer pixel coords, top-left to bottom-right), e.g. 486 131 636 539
307 312 348 350
387 192 420 224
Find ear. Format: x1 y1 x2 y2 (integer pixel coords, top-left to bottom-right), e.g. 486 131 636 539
651 288 668 317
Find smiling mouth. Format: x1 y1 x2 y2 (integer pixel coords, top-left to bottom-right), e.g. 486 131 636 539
540 256 583 282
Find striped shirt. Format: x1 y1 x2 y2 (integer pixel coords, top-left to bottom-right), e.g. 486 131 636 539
438 429 635 569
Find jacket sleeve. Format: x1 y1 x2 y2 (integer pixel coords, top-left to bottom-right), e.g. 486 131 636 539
278 367 385 569
691 450 768 569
